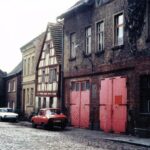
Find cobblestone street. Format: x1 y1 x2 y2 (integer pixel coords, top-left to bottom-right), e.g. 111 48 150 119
0 122 149 150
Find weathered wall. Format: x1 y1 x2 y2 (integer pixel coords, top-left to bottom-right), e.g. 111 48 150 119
63 0 150 132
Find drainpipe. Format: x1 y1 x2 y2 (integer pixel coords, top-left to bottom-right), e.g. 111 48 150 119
56 18 65 113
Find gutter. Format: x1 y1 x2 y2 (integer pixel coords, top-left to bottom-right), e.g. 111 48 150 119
56 18 65 112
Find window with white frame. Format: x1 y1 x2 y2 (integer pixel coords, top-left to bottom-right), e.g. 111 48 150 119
49 69 57 83
28 58 30 75
8 82 11 92
85 27 92 55
96 21 104 52
12 80 16 92
114 13 124 46
70 33 76 59
23 59 26 76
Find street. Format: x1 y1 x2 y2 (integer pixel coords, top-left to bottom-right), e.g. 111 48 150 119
0 122 149 150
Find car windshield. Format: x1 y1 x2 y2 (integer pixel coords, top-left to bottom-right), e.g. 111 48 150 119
46 109 61 115
0 108 13 112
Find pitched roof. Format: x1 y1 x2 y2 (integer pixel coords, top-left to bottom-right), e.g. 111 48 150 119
7 61 22 77
37 22 63 68
57 0 93 19
20 32 45 52
49 23 63 64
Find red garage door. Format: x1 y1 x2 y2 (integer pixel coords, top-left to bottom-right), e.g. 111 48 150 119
70 81 90 128
99 77 127 133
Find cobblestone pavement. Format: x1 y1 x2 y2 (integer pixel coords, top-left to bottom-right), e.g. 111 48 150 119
0 122 149 150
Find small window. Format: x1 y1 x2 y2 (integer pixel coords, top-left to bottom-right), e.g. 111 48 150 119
30 88 34 105
85 27 92 55
114 13 124 46
81 82 86 91
70 33 76 59
38 97 41 110
42 70 45 83
147 0 150 38
27 88 30 104
76 83 80 91
8 82 11 92
96 21 104 52
86 81 90 90
23 59 26 76
49 69 57 83
12 80 16 92
71 82 76 91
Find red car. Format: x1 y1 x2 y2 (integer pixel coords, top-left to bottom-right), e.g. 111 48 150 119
31 108 67 130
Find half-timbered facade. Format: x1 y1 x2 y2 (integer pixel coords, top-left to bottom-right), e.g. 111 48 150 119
35 23 62 112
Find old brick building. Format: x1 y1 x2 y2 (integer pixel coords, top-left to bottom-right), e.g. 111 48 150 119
58 0 150 133
5 62 22 113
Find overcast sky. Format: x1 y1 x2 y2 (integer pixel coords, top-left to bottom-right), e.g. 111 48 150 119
0 0 78 73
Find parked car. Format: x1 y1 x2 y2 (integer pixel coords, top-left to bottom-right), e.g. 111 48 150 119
31 108 68 130
0 108 18 122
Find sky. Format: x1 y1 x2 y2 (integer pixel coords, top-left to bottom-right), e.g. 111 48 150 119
0 0 78 73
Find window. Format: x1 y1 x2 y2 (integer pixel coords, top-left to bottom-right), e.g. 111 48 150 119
38 97 41 110
71 82 76 91
114 13 124 46
49 69 57 83
147 0 150 38
96 21 104 52
23 59 26 76
70 33 76 59
8 82 11 92
31 56 34 74
140 75 150 113
30 88 34 105
27 58 30 75
27 88 29 104
12 80 16 92
42 70 45 83
85 27 92 55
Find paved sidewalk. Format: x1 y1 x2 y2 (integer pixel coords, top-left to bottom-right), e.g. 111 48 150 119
16 121 150 148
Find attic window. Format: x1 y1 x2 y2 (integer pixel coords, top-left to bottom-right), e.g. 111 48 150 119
96 0 110 6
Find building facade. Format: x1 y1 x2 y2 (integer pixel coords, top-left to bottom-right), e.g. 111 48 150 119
5 62 22 113
58 0 150 133
0 70 7 107
21 33 45 116
35 23 62 112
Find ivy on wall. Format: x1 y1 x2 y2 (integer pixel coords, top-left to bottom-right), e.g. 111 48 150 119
125 0 146 55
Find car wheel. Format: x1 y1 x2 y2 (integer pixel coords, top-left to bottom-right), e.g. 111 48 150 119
32 122 37 128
